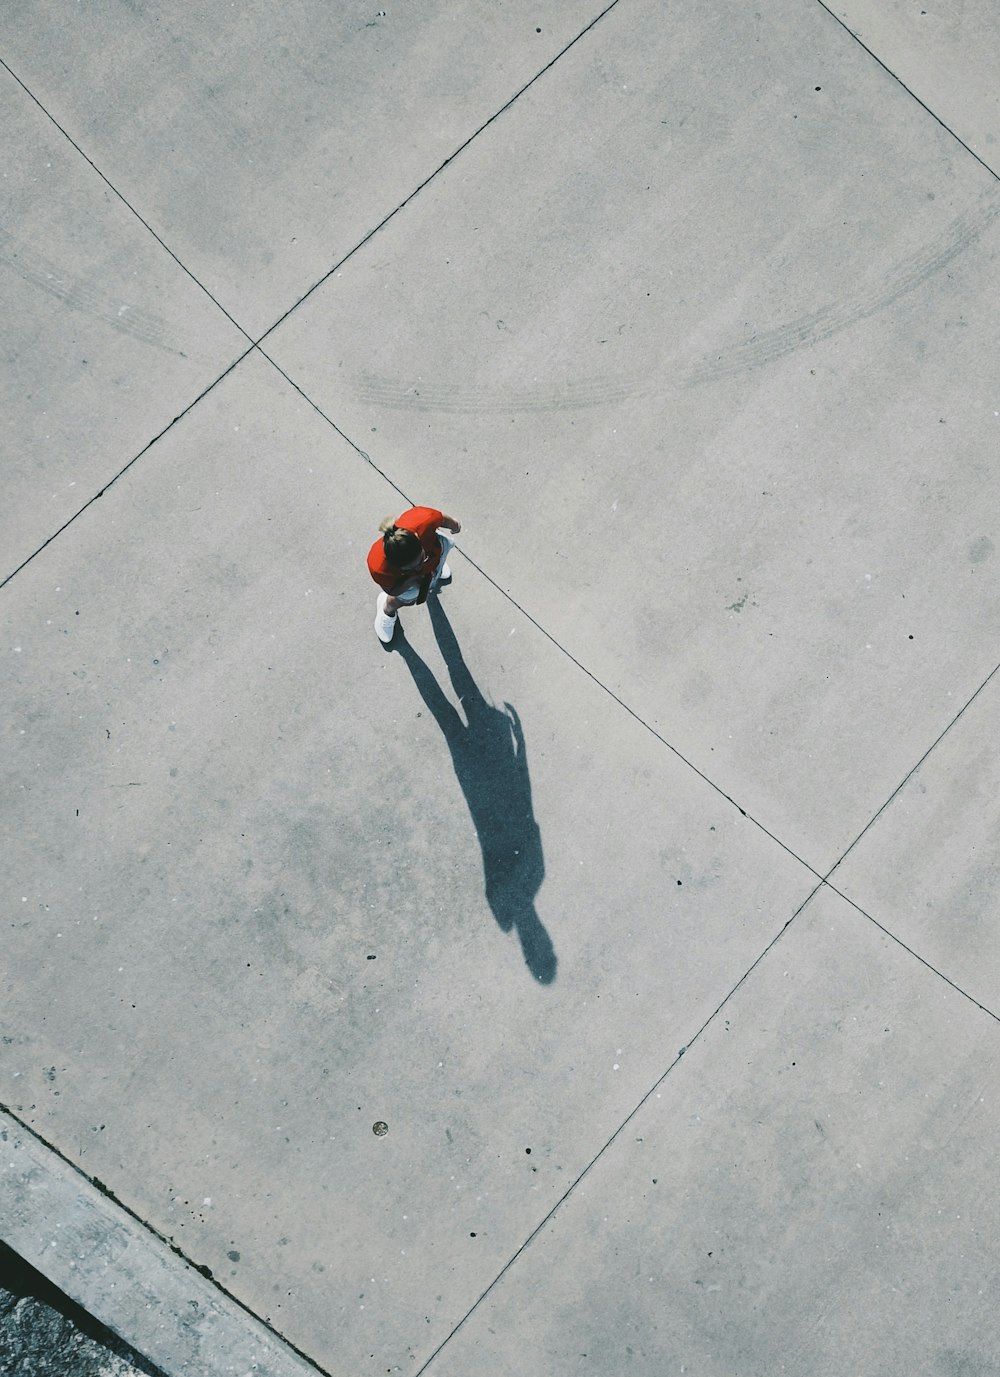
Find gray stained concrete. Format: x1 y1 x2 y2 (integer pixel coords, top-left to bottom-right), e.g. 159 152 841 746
1 2 998 1375
0 1234 166 1377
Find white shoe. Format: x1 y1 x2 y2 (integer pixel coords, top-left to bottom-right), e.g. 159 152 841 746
374 593 397 643
438 561 452 584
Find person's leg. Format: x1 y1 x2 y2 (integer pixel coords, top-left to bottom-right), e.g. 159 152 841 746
374 592 399 642
374 581 419 642
430 531 455 592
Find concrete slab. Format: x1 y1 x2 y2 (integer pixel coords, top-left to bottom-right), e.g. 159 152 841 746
264 0 1000 871
2 351 818 1373
1 68 249 586
0 0 609 337
831 665 1000 1016
830 0 1000 169
422 885 1000 1376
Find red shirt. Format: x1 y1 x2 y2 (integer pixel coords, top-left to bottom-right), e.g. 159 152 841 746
367 506 445 598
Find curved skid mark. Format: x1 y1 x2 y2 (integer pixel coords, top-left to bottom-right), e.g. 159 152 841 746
355 371 651 413
0 234 182 356
688 187 1000 384
351 188 1000 414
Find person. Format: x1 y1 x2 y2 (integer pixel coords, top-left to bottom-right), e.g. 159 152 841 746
367 505 462 643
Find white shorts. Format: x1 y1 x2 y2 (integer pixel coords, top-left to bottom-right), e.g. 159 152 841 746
392 530 455 604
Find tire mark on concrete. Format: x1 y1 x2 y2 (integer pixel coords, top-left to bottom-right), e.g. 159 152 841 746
688 184 1000 383
0 231 186 357
351 187 1000 414
355 370 651 413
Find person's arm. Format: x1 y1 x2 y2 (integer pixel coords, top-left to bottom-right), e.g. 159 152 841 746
439 513 461 534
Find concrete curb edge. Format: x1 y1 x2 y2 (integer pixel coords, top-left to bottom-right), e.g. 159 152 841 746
0 1108 327 1377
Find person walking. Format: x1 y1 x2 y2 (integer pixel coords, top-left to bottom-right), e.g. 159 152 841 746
367 505 462 643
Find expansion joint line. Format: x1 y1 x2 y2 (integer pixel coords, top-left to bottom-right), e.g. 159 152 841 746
6 7 1000 1372
1 0 624 587
468 542 1000 1033
237 349 1000 1035
413 878 829 1374
813 0 999 185
0 344 258 592
248 0 628 351
410 639 1000 1370
820 888 1000 1028
0 57 255 345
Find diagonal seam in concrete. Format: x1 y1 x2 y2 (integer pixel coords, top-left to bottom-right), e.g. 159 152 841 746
6 311 996 1033
822 658 1000 885
0 56 255 347
0 342 258 592
819 886 1000 1026
408 876 826 1373
811 0 999 184
1 0 628 587
4 4 999 1372
409 875 1000 1369
1 0 628 376
409 852 1000 1372
394 640 1000 1369
4 0 996 588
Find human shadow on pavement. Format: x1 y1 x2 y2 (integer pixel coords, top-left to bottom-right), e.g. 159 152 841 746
395 598 557 984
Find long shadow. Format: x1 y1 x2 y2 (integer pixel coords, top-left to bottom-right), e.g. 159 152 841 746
395 598 557 984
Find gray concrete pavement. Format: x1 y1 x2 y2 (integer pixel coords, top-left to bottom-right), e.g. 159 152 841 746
831 0 1000 165
426 888 1000 1377
265 0 1000 870
832 666 1000 1014
2 2 999 1375
0 0 605 336
1 64 249 582
3 351 819 1371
